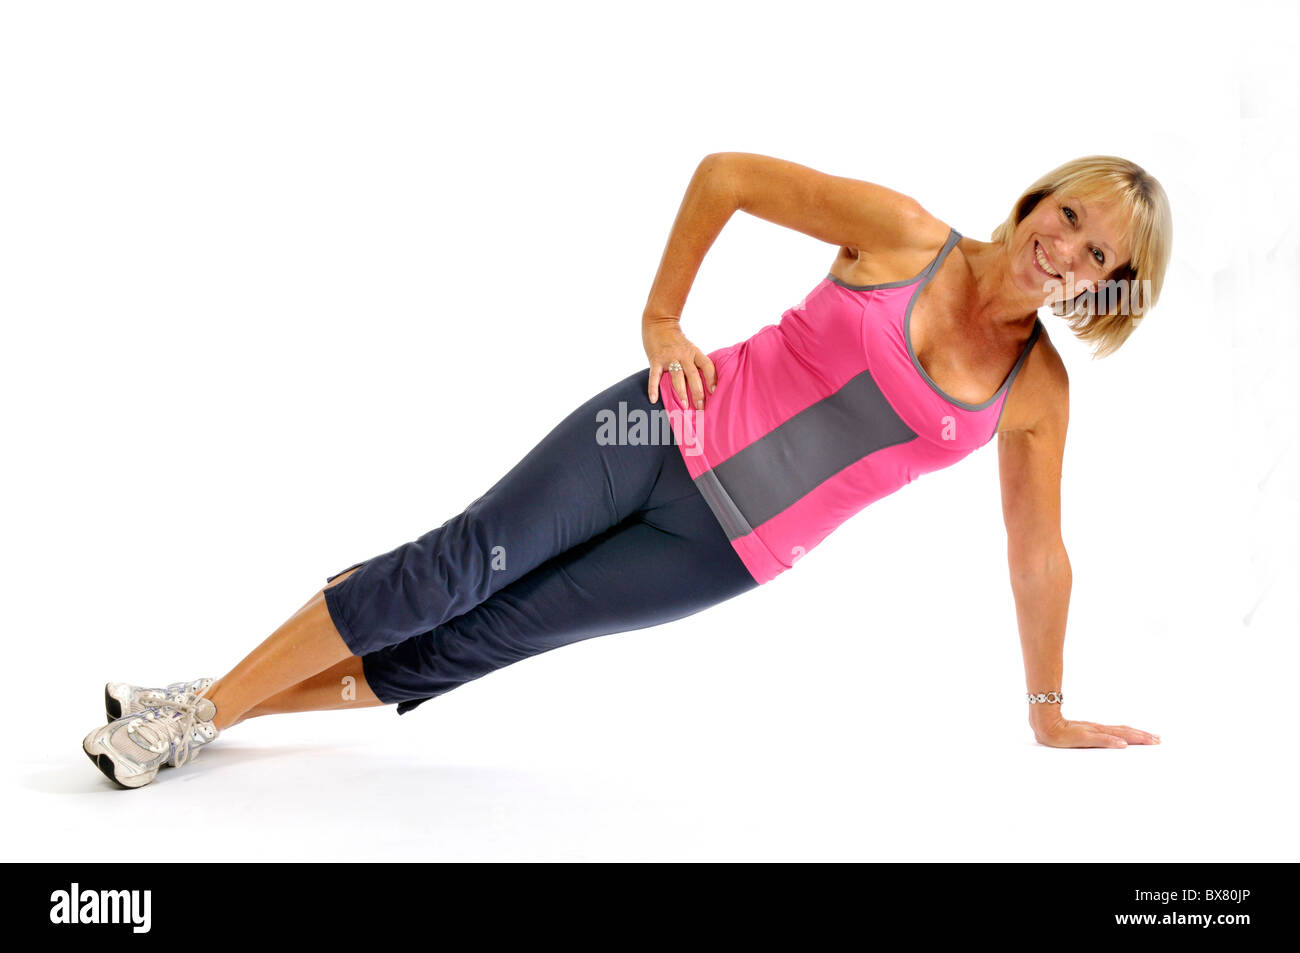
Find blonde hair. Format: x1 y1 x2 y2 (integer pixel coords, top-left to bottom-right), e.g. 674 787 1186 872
991 156 1173 357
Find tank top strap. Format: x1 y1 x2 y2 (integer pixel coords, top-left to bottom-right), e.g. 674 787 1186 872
999 316 1043 395
825 226 964 292
914 228 962 284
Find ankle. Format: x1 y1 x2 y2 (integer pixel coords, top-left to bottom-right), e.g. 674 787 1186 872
203 683 242 732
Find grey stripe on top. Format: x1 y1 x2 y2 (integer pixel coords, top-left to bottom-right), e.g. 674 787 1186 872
695 369 918 540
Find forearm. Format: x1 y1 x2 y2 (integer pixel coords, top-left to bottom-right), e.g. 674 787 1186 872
1008 544 1072 733
641 153 737 329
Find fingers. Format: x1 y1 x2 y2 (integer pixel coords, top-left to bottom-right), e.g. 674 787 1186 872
1069 720 1160 745
1055 727 1164 748
649 351 715 409
1083 730 1129 748
679 351 717 409
698 353 717 395
1096 723 1161 745
648 358 691 407
671 363 689 405
684 361 705 410
1041 727 1126 749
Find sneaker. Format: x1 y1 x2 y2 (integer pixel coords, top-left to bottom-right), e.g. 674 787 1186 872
104 677 215 722
82 693 220 789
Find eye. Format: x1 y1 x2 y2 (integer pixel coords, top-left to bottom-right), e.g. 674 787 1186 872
1062 205 1077 224
1092 248 1105 265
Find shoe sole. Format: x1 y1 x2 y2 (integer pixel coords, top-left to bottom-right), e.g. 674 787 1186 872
81 735 158 790
104 684 123 722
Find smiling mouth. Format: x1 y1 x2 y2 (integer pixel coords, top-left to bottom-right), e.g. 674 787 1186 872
1034 240 1062 279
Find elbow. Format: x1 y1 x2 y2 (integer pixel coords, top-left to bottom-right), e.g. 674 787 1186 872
698 152 734 179
697 152 739 210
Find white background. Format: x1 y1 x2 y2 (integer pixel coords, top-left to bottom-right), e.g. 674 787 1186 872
3 0 1297 861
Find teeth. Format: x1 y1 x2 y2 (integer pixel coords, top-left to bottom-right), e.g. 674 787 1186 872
1035 241 1060 278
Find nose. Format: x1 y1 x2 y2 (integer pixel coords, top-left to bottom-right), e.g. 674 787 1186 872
1050 236 1083 273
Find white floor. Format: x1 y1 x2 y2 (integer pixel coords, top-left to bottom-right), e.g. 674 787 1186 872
14 710 1295 863
9 562 1298 862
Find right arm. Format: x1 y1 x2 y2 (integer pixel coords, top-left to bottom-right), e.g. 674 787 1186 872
997 345 1158 748
642 152 943 405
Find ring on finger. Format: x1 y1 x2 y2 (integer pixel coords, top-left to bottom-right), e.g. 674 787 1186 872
667 360 683 372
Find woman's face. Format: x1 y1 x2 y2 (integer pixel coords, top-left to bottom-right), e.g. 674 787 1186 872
1014 191 1132 306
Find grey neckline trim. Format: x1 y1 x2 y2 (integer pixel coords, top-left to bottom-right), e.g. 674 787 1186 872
901 228 1043 412
992 320 1048 434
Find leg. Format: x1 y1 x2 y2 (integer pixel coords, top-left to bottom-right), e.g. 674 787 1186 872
204 567 365 729
233 656 384 723
206 367 673 727
212 479 753 724
321 367 673 657
357 447 758 713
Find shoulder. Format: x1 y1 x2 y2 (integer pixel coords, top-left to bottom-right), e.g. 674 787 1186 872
903 203 956 252
878 201 953 262
996 324 1069 436
840 203 956 282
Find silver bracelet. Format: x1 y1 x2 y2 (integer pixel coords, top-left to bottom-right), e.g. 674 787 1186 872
1026 691 1063 704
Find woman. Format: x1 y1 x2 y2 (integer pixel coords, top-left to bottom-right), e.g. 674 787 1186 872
83 152 1172 788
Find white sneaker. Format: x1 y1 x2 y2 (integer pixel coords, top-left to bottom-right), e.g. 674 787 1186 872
82 692 220 789
104 677 215 722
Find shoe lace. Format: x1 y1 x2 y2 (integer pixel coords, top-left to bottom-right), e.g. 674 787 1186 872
127 685 212 768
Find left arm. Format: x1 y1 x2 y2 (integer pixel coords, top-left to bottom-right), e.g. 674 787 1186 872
997 347 1159 748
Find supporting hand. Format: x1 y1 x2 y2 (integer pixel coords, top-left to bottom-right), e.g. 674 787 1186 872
1031 709 1161 748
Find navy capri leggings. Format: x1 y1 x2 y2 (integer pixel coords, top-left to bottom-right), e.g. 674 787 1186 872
322 367 759 714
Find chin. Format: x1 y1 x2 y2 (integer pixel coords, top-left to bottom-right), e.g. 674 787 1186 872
1024 268 1056 301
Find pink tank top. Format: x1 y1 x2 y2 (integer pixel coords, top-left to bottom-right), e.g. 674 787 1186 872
659 227 1043 584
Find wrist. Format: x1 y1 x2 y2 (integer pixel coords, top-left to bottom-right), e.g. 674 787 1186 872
643 312 681 328
1028 701 1065 731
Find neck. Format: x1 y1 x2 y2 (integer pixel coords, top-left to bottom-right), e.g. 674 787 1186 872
959 236 1042 331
